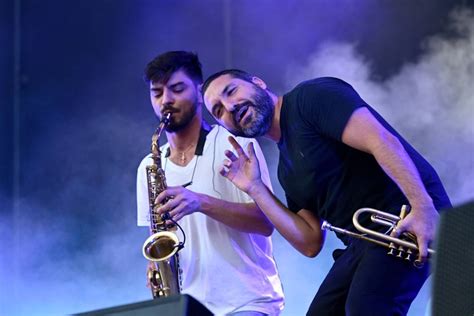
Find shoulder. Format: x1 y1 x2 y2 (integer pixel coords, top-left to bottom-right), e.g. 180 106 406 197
284 77 365 114
137 153 152 171
287 77 354 96
208 125 260 157
137 141 169 170
210 125 256 146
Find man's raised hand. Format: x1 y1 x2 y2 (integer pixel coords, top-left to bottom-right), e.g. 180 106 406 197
220 136 263 194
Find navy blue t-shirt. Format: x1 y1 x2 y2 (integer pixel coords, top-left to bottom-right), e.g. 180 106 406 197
277 77 451 235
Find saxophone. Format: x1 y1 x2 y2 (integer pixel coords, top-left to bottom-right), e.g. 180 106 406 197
142 112 182 298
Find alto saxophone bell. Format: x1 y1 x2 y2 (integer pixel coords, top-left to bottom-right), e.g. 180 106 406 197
143 231 180 262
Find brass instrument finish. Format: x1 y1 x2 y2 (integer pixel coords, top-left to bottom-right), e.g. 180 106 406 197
142 112 182 298
321 205 434 267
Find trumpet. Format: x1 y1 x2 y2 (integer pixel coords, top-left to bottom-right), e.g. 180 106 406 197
321 205 434 266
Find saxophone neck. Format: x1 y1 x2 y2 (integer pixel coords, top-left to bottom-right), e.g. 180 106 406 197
150 112 172 163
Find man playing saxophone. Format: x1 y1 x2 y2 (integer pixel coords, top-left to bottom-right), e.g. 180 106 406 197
136 51 284 315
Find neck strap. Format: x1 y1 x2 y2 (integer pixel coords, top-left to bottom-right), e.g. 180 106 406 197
165 125 210 158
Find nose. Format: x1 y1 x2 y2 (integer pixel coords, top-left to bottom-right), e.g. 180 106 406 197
222 100 237 113
161 89 174 106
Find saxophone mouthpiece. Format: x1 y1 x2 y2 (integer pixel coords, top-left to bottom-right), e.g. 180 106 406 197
161 112 172 124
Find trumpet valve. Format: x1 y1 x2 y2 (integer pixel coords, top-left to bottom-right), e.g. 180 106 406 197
396 245 405 258
387 242 397 256
404 249 413 261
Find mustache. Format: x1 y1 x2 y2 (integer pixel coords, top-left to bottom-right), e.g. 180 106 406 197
161 106 179 116
232 101 253 124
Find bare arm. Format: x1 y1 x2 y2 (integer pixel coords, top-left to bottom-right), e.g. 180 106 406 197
341 107 438 262
221 137 325 257
248 183 325 257
165 191 273 236
155 136 275 236
156 187 273 236
201 195 273 235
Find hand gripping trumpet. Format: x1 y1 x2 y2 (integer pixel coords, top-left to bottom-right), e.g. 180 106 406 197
321 205 435 267
142 112 183 298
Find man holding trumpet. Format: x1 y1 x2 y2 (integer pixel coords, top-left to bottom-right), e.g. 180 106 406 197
202 70 451 315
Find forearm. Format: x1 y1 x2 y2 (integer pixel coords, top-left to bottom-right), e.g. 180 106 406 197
219 136 323 255
372 134 433 211
342 107 435 213
248 182 324 257
198 193 274 236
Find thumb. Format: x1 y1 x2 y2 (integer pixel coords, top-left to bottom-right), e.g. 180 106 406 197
416 236 428 264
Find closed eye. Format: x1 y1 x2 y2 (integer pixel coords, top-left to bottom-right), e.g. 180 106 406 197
151 89 163 98
227 87 236 96
171 83 186 94
212 103 223 118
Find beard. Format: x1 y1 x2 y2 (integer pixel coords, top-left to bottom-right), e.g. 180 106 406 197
231 85 274 138
161 100 199 133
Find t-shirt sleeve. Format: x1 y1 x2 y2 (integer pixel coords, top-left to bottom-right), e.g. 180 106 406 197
285 193 302 213
136 156 151 226
296 77 369 141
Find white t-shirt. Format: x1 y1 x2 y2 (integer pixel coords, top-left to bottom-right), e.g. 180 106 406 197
137 125 284 315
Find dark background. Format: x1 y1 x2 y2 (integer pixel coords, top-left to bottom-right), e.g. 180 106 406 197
1 1 473 315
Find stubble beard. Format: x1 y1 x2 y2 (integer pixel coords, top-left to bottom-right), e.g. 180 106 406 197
236 86 274 138
162 100 199 133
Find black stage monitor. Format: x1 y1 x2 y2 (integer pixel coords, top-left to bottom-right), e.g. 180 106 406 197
75 294 212 316
432 200 474 316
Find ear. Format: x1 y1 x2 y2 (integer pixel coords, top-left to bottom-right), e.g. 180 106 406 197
251 76 267 90
197 83 204 102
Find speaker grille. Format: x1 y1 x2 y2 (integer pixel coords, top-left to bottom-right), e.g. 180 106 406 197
432 201 474 316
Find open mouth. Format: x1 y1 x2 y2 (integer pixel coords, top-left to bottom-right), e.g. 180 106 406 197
235 103 250 124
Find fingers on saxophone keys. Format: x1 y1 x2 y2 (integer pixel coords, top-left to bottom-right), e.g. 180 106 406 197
155 197 163 213
162 198 180 214
156 190 168 204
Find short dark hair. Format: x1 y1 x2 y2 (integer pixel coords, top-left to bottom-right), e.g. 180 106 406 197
202 69 254 95
144 51 203 84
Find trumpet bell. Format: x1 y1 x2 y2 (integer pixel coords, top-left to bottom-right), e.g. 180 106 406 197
143 231 179 262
